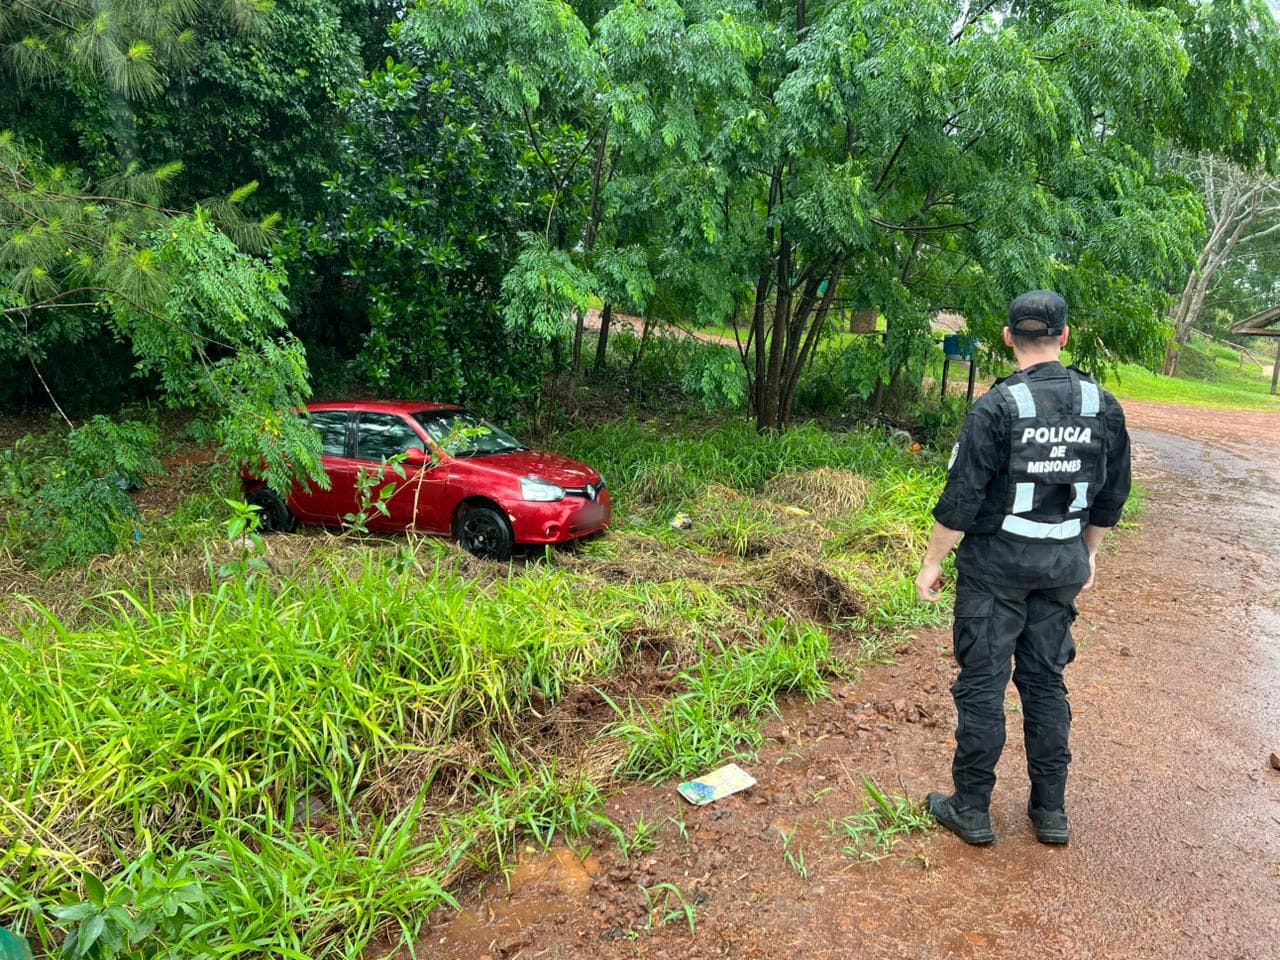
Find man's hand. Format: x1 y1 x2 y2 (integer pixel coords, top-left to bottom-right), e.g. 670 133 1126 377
1082 524 1110 592
917 523 964 603
916 561 944 603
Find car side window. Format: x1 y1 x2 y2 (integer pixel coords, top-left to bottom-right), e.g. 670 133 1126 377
309 411 350 457
355 413 426 462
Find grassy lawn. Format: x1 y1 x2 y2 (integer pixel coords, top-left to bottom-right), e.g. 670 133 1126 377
1 417 947 959
1102 334 1279 412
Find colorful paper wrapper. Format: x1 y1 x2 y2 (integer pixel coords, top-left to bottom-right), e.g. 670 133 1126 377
677 763 757 805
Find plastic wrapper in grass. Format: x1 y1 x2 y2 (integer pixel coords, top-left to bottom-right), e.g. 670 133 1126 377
677 763 758 805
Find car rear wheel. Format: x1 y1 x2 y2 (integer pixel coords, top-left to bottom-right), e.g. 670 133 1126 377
458 504 513 561
247 489 296 534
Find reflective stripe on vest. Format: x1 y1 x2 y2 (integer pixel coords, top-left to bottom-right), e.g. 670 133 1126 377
1070 481 1089 511
1006 382 1036 419
1012 482 1035 514
1079 380 1100 417
1000 515 1082 540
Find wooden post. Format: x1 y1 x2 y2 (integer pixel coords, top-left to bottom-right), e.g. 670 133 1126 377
940 356 951 398
966 360 979 406
1271 339 1279 396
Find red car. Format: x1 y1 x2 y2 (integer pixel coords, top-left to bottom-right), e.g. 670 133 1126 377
242 401 611 560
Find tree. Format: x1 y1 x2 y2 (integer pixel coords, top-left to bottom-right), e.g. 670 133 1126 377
599 0 1206 428
290 56 547 413
1162 152 1280 373
1 0 322 494
401 0 1278 430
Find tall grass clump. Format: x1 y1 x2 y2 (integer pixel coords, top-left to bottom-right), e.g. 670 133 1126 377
0 553 637 955
558 418 910 515
608 620 835 780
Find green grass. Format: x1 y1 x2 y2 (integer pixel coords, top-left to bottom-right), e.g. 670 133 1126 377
1102 335 1279 412
831 777 935 863
1 415 951 959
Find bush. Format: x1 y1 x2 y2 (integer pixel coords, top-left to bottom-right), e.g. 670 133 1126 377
0 418 161 569
679 345 748 412
793 336 885 415
909 394 968 451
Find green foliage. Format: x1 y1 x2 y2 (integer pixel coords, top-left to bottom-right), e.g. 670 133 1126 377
832 776 934 863
555 417 911 513
502 234 594 339
679 345 748 412
1103 358 1280 412
909 394 968 451
0 142 321 557
793 337 887 415
0 417 159 569
341 455 407 534
134 0 378 215
607 621 833 780
290 56 543 412
638 882 696 934
218 499 267 580
46 859 206 960
3 416 952 956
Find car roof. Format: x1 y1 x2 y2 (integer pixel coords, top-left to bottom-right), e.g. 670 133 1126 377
307 400 465 417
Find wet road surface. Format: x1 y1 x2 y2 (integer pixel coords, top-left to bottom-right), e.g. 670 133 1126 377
419 401 1280 960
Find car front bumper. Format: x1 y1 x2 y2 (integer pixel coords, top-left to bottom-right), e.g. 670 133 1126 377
508 490 613 544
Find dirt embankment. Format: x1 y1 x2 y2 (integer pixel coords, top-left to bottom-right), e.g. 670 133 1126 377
415 400 1280 960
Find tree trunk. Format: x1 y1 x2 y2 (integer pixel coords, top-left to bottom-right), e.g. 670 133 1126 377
593 301 613 375
628 312 654 377
758 234 792 431
572 308 585 373
572 130 610 376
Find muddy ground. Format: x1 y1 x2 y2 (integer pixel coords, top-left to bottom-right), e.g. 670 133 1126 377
417 400 1280 960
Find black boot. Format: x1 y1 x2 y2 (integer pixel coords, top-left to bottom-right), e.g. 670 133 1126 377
927 792 995 845
1027 804 1069 844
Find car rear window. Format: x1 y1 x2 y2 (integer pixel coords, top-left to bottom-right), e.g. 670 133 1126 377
309 411 349 457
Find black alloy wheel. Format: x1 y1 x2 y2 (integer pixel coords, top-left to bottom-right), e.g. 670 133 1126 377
458 504 514 561
246 489 296 533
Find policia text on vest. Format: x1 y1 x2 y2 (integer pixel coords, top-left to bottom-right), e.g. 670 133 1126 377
914 290 1132 848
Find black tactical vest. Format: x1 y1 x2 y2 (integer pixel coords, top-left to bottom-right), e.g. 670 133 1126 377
993 368 1106 543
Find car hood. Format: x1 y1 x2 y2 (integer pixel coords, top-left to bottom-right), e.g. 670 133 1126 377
456 449 602 487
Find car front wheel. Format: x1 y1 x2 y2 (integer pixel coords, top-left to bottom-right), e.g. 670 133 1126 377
246 489 296 534
458 504 514 561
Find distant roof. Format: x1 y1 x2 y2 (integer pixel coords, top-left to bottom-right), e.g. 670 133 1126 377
932 311 966 334
1231 306 1280 337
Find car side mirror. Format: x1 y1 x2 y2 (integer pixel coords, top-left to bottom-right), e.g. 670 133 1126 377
404 447 432 468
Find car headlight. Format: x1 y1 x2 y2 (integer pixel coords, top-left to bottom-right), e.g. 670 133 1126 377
520 478 565 502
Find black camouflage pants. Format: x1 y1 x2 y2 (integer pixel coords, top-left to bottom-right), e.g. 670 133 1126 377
950 572 1083 812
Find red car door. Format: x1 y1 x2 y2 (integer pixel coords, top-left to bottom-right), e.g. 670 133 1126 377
352 412 452 534
289 410 359 525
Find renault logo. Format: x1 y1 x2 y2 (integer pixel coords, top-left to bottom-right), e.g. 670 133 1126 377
586 484 597 502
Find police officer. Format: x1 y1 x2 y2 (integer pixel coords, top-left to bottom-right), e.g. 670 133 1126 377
915 291 1131 846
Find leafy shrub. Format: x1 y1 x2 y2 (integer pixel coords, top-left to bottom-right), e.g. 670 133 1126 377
679 344 748 411
0 418 160 569
793 336 886 415
909 394 968 451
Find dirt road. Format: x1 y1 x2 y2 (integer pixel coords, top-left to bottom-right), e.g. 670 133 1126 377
423 401 1280 960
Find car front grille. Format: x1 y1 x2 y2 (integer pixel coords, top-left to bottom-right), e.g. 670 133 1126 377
564 482 605 502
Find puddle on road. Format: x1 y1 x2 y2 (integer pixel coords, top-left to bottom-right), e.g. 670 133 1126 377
424 845 600 959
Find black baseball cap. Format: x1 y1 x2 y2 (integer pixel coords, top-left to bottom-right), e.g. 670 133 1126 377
1008 290 1068 337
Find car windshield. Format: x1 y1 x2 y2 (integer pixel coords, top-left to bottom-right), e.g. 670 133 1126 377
413 410 526 458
